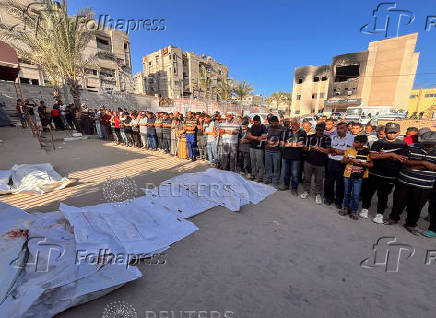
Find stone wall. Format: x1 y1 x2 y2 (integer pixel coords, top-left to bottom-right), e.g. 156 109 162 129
0 80 265 116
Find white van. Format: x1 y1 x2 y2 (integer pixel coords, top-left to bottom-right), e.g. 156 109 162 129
345 106 404 124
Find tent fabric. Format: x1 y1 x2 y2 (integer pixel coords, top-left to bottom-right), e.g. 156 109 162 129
0 41 19 82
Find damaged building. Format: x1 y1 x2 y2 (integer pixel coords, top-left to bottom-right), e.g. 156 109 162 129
291 33 419 114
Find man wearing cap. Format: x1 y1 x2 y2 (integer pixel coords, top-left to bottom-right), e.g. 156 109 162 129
219 112 241 171
361 122 408 223
324 122 355 209
384 130 436 235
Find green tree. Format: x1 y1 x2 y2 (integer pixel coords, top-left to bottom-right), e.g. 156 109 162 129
0 0 117 107
233 80 253 101
217 77 235 101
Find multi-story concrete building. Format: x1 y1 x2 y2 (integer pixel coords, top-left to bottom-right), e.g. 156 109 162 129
242 94 263 105
408 87 436 114
0 0 133 94
291 33 419 114
139 46 229 100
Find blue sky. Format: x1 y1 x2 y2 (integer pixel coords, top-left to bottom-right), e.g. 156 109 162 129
68 0 436 96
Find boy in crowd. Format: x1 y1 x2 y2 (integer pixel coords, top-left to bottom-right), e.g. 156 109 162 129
324 122 355 209
280 117 306 195
248 115 267 182
324 118 337 137
339 135 373 219
361 123 408 223
368 125 383 147
350 122 363 136
264 116 283 188
403 127 418 146
300 123 331 204
384 131 436 235
238 119 251 176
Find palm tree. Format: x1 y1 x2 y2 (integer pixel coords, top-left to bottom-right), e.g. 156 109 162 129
0 0 64 101
266 91 285 110
217 77 234 101
198 63 211 100
0 0 116 107
233 80 253 101
282 92 292 115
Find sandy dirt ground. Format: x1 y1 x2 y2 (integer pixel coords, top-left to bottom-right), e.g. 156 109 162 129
1 127 435 318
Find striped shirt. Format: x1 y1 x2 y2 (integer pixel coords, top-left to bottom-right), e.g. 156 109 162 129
185 118 199 134
398 144 436 189
369 138 408 180
220 119 241 144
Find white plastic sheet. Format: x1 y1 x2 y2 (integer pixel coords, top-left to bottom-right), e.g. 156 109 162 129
9 163 74 195
0 170 12 195
0 203 35 305
0 210 142 318
59 199 198 257
146 168 276 213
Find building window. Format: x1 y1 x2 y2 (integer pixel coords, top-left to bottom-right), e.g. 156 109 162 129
313 77 319 82
333 88 337 92
347 90 352 96
424 93 435 98
20 77 30 84
297 78 303 84
312 93 317 99
320 92 325 98
96 37 111 51
321 76 327 81
296 95 301 100
31 79 39 85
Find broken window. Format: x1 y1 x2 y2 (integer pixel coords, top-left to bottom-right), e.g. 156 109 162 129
335 65 359 82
